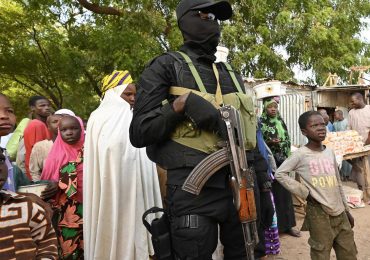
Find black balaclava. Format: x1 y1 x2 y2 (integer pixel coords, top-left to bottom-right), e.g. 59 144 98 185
178 10 220 62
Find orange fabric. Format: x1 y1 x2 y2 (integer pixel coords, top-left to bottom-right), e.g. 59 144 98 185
23 119 51 179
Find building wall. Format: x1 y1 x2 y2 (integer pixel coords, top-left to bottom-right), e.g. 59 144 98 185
316 91 352 108
280 94 307 147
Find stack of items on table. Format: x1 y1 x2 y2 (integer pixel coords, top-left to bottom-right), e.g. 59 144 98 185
323 130 364 156
324 130 366 208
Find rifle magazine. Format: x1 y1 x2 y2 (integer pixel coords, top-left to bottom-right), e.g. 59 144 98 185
182 148 229 195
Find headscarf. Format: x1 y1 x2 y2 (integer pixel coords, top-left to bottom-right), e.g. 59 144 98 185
101 70 133 96
83 82 162 259
260 98 291 158
55 109 75 116
41 116 85 182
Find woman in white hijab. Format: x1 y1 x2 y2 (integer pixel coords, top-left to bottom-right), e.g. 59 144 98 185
83 71 162 260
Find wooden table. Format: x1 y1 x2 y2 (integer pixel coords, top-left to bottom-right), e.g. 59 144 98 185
343 150 370 202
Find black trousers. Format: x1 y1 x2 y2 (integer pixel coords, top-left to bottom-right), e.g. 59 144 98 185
166 183 248 260
272 180 296 233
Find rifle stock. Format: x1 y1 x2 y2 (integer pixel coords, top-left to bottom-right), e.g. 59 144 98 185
239 179 257 222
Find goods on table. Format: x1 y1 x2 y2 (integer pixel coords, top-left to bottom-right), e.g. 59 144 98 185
323 130 364 156
342 185 365 208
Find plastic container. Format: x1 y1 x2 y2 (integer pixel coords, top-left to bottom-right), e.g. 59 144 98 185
215 46 229 63
253 81 286 100
17 183 48 197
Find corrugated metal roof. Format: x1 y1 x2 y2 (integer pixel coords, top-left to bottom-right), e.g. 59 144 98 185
316 85 370 92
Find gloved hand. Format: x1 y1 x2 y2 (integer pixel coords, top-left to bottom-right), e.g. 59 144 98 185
345 211 355 228
184 92 227 138
260 191 274 228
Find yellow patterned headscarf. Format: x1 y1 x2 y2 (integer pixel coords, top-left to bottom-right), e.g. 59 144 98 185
101 70 133 95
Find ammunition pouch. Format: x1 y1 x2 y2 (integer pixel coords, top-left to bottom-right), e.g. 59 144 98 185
143 207 174 260
166 51 256 154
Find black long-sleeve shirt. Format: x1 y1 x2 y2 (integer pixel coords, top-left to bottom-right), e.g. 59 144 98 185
130 45 243 146
129 45 269 187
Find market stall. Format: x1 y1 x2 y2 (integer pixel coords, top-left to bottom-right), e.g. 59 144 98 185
343 149 370 202
324 130 370 202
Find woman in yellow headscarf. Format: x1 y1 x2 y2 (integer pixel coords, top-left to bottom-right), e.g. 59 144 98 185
84 71 162 259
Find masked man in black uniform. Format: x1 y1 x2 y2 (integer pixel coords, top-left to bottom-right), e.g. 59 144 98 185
130 0 274 259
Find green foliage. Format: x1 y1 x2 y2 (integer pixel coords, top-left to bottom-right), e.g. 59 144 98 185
224 0 370 84
0 0 369 119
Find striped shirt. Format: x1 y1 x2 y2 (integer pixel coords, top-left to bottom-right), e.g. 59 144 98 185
0 190 58 259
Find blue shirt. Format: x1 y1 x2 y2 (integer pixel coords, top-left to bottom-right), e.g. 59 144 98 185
327 121 335 132
333 119 348 132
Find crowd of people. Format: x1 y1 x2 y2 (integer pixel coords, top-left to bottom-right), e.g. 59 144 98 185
0 0 363 259
0 75 162 259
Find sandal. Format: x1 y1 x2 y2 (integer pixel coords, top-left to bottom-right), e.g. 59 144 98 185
287 228 301 237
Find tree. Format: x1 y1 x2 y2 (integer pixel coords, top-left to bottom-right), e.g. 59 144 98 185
0 0 369 120
223 0 370 84
0 0 180 118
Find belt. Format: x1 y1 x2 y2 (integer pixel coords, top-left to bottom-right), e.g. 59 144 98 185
176 214 213 229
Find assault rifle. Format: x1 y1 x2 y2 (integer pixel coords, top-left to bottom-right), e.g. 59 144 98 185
182 105 258 260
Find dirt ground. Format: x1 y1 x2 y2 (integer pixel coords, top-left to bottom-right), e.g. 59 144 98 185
277 182 370 260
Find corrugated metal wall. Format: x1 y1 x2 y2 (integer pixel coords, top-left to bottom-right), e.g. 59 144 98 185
257 94 307 147
280 94 306 146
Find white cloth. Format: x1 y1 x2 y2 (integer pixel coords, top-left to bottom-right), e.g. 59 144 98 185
0 133 13 149
55 108 75 116
83 86 162 260
348 105 370 142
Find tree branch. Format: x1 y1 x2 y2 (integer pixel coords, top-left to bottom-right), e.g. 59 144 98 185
83 69 102 97
30 76 62 108
154 1 173 40
164 17 172 37
156 35 170 52
31 27 63 108
76 0 123 16
8 76 45 97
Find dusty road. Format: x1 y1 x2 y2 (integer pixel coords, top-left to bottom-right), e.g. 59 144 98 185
211 182 370 260
279 186 370 259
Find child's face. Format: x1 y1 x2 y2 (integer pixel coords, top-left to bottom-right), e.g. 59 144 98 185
334 112 342 121
0 95 16 136
302 114 327 142
47 114 63 136
0 149 8 189
59 116 81 145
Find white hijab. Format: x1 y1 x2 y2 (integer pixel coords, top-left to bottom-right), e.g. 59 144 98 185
83 84 162 260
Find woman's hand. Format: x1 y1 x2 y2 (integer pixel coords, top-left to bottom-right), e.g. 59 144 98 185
41 181 59 200
268 138 280 145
